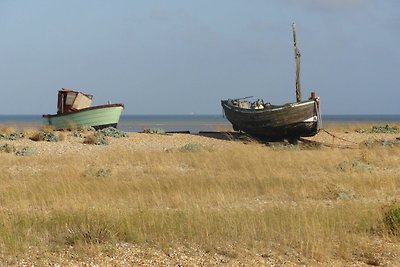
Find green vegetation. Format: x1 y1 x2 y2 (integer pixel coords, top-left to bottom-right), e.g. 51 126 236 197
0 143 36 156
30 131 60 142
180 143 202 152
98 127 128 138
337 160 374 171
143 128 166 134
383 204 400 235
15 146 37 156
0 131 24 140
356 124 399 134
0 143 16 153
68 131 84 138
83 133 109 145
363 139 400 147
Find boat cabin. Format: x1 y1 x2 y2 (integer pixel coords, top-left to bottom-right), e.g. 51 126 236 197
57 88 93 114
230 98 271 110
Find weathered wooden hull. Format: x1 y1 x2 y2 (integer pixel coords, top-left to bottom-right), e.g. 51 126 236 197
221 99 320 140
42 104 124 130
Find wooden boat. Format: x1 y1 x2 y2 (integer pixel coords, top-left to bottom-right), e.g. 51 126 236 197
221 96 320 141
221 23 321 142
43 89 124 130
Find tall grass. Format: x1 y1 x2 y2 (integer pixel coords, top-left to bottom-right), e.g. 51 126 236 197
0 138 399 262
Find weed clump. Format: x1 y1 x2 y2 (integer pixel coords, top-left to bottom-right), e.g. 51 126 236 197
78 126 96 132
69 131 84 138
15 146 37 156
96 168 111 177
337 160 374 171
83 168 112 178
30 131 60 142
0 131 24 140
143 128 166 134
0 143 36 156
98 127 128 138
362 139 400 148
335 185 357 200
0 143 17 153
64 217 114 245
83 133 109 145
180 143 202 152
383 205 400 235
269 143 299 150
301 141 323 150
356 124 399 134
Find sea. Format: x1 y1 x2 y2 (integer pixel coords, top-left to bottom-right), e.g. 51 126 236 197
0 114 399 133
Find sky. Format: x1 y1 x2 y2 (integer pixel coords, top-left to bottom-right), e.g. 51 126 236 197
0 0 399 115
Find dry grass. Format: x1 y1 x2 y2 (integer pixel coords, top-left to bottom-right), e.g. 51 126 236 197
0 123 400 265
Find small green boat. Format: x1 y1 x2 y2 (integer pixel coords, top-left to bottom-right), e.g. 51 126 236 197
43 89 124 130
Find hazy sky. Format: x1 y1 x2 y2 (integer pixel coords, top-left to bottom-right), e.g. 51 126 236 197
1 0 399 115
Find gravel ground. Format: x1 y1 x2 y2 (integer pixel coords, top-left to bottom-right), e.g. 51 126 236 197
0 132 234 156
2 242 391 267
3 128 399 156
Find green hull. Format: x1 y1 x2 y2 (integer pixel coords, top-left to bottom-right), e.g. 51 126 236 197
43 104 124 130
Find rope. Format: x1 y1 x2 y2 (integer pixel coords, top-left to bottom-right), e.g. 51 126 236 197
299 137 357 149
320 129 359 145
299 128 361 149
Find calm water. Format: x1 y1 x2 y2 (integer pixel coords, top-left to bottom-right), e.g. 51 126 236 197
0 114 399 133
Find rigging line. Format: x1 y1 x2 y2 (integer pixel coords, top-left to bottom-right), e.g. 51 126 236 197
320 129 359 145
299 138 357 149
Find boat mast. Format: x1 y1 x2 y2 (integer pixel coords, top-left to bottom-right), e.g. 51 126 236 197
292 23 301 102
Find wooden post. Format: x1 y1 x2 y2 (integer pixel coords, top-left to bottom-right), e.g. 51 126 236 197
292 23 302 102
